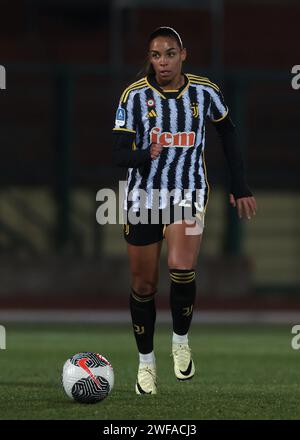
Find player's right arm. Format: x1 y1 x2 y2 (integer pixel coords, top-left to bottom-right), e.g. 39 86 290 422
112 131 151 168
112 89 162 168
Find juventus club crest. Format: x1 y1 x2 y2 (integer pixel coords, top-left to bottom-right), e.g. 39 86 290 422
191 103 199 118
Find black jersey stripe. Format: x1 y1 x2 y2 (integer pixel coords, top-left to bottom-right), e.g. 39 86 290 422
144 88 160 201
127 168 138 195
152 97 171 190
135 92 145 149
195 86 210 211
124 88 145 206
137 88 158 195
176 93 186 132
170 91 189 189
178 90 194 192
202 150 210 211
162 98 180 192
197 87 209 193
184 86 202 190
203 89 211 117
146 87 158 128
132 92 142 143
194 137 203 191
124 89 138 130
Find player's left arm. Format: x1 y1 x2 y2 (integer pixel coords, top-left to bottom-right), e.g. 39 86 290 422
207 86 257 220
212 115 257 220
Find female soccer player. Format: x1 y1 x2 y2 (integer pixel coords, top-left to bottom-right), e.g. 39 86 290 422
112 26 256 394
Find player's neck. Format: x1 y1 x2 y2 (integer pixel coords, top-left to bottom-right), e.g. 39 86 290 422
155 73 184 91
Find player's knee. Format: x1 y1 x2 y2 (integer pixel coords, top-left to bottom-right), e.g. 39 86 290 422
131 280 157 297
168 259 195 271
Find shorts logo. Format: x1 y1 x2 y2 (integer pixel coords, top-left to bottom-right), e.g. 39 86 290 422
150 127 196 148
115 107 126 127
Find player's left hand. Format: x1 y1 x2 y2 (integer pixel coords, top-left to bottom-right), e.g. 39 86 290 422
229 194 257 220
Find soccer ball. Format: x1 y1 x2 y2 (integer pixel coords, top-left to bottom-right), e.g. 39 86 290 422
62 352 114 403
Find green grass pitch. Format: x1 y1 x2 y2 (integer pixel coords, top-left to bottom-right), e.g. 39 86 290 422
0 323 299 420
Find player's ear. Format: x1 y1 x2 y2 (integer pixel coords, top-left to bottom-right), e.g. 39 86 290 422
181 48 187 62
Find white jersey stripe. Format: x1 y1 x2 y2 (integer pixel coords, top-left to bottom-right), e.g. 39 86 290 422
173 91 192 196
160 99 178 208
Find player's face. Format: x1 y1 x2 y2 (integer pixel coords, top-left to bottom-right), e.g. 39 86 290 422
149 37 186 85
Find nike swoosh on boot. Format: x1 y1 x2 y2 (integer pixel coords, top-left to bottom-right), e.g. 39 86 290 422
180 360 192 376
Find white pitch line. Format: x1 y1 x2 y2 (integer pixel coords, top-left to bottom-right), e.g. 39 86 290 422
0 310 299 324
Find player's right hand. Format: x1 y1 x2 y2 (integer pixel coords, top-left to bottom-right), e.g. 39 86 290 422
150 143 163 160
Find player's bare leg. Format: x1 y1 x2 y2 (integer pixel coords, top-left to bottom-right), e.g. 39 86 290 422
165 221 203 380
166 221 202 269
127 241 162 394
127 241 162 297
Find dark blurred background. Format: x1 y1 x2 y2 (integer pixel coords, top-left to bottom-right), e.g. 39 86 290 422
0 0 299 315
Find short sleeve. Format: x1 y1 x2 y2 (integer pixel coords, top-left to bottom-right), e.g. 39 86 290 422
207 87 229 123
112 90 137 134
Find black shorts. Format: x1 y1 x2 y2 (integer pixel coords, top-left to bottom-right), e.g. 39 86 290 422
123 222 167 246
123 208 205 246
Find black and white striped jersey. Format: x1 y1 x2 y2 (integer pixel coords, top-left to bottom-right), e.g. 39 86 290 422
113 73 228 212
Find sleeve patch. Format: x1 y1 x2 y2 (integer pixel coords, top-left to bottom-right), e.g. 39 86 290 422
115 107 126 127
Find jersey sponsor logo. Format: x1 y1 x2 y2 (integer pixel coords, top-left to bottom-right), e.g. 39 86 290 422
115 107 126 127
150 127 196 148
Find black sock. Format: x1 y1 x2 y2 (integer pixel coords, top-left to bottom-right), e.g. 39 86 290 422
129 289 156 354
169 269 196 336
